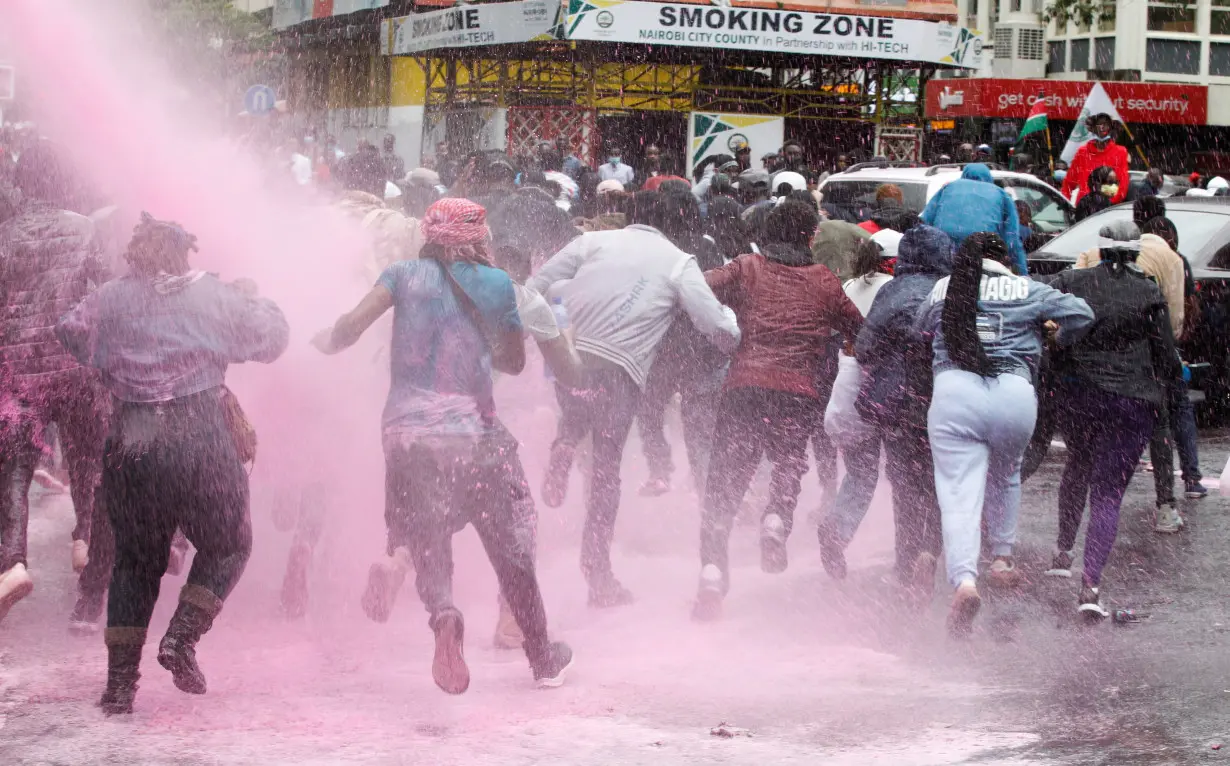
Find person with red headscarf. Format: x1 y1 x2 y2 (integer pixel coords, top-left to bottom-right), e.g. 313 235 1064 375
313 198 574 694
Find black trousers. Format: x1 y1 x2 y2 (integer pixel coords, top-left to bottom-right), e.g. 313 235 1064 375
701 387 819 581
811 337 843 503
0 371 108 573
637 364 721 493
545 367 641 586
384 422 548 664
103 392 251 629
883 422 943 578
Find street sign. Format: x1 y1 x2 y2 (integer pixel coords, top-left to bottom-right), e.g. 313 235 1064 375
243 84 276 115
0 66 15 101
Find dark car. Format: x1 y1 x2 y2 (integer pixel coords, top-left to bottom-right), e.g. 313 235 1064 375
1029 197 1230 418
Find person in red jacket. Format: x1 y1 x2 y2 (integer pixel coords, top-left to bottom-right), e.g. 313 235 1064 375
693 200 864 620
1062 113 1130 205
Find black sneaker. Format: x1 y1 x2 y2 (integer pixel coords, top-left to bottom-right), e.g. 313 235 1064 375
1044 550 1074 578
1185 480 1209 500
817 524 847 581
431 608 470 695
532 642 574 688
1077 586 1109 620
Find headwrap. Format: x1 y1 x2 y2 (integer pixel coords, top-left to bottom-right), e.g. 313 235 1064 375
420 197 493 266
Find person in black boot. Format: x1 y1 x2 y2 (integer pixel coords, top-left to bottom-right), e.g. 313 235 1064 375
57 213 289 714
99 627 143 715
158 584 220 693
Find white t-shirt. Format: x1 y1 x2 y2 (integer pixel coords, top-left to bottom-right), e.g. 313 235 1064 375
842 273 893 317
513 283 560 343
290 153 312 186
598 162 635 186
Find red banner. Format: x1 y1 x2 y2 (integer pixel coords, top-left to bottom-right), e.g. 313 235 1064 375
924 78 1207 126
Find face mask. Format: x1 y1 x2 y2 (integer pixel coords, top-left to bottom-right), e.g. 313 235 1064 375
608 156 621 166
1101 184 1119 197
1054 169 1067 182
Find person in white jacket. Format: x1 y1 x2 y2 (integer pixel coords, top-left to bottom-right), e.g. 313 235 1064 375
817 237 894 579
528 190 741 608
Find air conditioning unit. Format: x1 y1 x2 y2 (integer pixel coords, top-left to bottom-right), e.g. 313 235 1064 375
989 22 1047 79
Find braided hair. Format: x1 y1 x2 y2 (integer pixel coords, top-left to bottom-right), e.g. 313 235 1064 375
124 212 199 277
941 232 1010 378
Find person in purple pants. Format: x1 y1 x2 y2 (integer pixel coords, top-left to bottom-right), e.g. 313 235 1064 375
1044 221 1184 619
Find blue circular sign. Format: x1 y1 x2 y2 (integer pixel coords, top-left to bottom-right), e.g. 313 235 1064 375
244 85 276 115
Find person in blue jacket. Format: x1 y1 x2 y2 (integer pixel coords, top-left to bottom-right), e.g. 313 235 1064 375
922 164 1028 275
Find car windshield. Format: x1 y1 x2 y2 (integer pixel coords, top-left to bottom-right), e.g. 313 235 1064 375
821 180 930 214
1034 208 1229 262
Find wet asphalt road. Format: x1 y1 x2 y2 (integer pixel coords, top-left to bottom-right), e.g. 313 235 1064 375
2 424 1229 765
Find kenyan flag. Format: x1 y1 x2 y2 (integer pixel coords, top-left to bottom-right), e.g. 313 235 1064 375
1018 99 1048 142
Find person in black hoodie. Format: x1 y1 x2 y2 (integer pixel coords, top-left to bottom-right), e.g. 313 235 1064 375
1045 220 1183 618
636 189 728 497
1073 166 1118 223
851 224 954 601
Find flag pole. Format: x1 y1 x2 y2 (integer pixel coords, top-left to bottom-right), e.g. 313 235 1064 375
1119 120 1151 168
1041 92 1054 174
1046 123 1053 174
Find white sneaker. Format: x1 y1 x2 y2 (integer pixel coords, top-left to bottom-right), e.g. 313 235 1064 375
1153 504 1184 534
0 563 34 623
1077 586 1110 619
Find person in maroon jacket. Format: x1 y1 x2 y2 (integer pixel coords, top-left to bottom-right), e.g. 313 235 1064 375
693 200 864 620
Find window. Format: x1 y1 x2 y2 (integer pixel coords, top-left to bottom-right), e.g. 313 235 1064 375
1001 182 1073 234
1019 28 1045 60
1011 0 1021 12
1070 38 1091 70
1214 0 1230 35
821 180 930 214
1146 38 1201 74
1048 40 1067 73
1147 0 1196 32
995 27 1013 58
1212 42 1230 75
1098 0 1116 31
1094 37 1116 69
1049 209 1229 263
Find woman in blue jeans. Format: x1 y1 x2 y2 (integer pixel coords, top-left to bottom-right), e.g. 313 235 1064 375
1045 221 1183 618
915 233 1093 637
819 237 893 579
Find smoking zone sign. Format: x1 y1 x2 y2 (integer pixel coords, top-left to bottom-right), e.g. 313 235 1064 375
566 0 984 67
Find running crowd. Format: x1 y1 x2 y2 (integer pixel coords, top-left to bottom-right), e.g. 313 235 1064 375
0 123 1207 716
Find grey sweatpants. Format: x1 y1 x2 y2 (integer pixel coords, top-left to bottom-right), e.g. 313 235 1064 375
928 370 1036 589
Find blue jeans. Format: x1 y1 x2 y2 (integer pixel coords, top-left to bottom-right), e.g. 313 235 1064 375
928 371 1037 589
826 436 882 546
1149 377 1201 505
